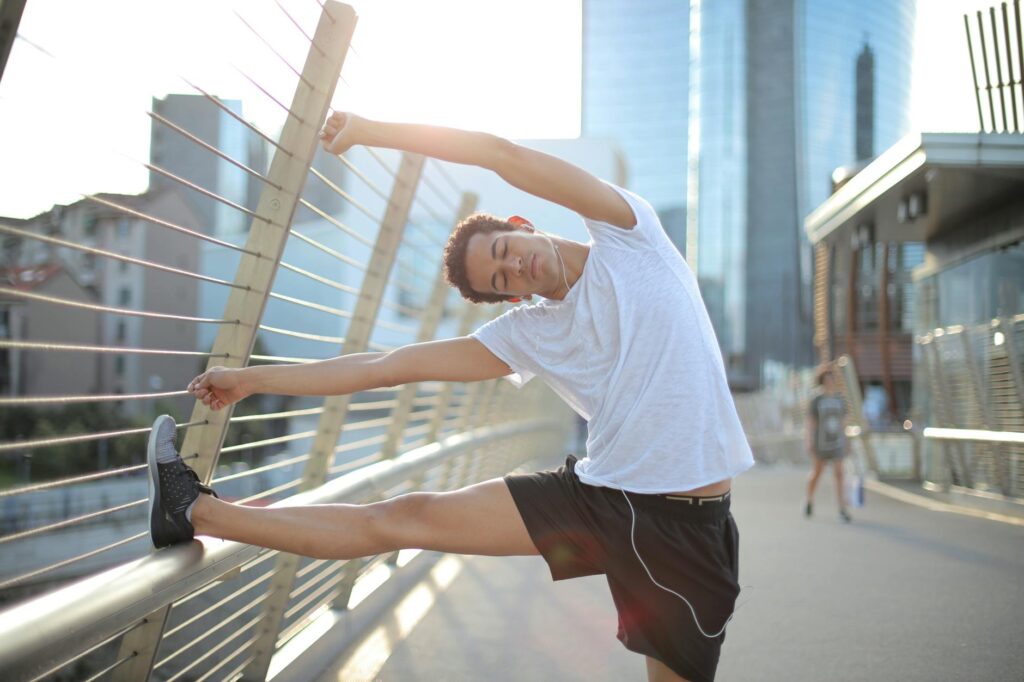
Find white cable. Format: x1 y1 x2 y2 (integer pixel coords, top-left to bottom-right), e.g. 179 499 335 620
621 489 734 639
540 230 571 299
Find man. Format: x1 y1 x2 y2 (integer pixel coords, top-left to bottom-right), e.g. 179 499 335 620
804 365 852 523
148 112 754 681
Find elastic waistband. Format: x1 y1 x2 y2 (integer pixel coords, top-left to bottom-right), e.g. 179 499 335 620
618 488 732 521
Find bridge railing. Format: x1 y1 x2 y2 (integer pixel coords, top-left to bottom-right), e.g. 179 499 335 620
0 2 573 679
916 315 1024 497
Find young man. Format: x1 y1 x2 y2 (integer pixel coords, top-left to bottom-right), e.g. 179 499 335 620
148 112 755 682
804 365 852 523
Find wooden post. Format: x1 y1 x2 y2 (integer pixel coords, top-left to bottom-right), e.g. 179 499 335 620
380 193 477 460
836 354 879 475
242 152 423 681
426 304 485 444
115 4 357 681
813 242 831 364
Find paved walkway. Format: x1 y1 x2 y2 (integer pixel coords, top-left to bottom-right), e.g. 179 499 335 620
321 464 1024 681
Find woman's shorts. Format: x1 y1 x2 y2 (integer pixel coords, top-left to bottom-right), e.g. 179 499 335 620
504 456 740 682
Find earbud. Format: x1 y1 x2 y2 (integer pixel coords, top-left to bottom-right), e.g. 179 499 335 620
507 215 533 228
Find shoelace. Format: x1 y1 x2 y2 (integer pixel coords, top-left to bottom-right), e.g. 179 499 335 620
166 460 220 500
185 467 220 499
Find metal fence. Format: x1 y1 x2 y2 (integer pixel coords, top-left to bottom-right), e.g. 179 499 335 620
917 314 1024 497
964 0 1024 133
0 2 573 679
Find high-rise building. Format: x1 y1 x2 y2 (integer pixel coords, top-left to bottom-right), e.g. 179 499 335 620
688 0 916 388
582 0 689 249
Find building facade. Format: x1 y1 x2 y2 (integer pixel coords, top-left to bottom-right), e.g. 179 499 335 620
806 132 1024 496
0 190 201 415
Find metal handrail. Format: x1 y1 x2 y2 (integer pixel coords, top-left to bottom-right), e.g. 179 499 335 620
0 419 561 681
923 427 1024 445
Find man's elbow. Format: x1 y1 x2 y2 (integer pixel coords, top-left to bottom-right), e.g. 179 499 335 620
378 348 419 388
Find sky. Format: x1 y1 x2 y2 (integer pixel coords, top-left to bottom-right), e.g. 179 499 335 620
0 0 1007 219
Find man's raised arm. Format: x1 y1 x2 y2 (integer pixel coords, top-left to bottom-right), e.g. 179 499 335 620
188 337 511 411
320 113 636 229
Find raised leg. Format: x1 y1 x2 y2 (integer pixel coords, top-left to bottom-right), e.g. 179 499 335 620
190 478 539 560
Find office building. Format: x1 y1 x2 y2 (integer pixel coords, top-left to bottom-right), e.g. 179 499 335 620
582 0 689 249
689 0 916 388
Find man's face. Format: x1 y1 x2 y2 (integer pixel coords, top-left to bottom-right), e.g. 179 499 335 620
464 227 561 300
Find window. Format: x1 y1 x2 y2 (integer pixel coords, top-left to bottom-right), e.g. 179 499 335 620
119 287 131 307
116 320 126 344
83 213 98 238
115 355 125 376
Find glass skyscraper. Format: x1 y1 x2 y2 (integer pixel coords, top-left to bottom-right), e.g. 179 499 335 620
688 0 916 387
582 0 690 249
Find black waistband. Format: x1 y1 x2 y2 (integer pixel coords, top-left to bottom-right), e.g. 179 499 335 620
617 488 732 521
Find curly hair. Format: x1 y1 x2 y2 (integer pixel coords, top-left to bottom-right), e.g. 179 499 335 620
442 213 516 304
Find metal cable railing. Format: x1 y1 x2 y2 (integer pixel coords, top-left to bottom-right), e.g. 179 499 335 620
0 2 574 681
916 314 1024 497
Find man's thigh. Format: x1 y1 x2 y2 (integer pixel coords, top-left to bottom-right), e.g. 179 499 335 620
384 478 539 557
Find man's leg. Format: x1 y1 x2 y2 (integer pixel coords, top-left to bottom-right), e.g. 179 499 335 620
645 656 690 682
190 478 539 560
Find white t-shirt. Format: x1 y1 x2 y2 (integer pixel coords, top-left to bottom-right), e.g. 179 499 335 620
471 183 754 493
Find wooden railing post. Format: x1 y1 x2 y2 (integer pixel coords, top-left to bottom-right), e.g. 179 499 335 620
380 193 477 460
114 4 357 681
243 151 423 681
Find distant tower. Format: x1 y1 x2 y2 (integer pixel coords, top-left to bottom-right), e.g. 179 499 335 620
856 42 875 161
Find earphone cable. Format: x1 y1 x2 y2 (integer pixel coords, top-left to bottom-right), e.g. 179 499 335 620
621 489 734 639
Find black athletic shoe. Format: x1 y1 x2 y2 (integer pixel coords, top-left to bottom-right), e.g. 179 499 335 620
839 508 852 523
804 502 813 518
147 414 218 548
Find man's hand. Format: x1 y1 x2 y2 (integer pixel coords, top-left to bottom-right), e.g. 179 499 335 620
188 367 252 411
319 111 361 155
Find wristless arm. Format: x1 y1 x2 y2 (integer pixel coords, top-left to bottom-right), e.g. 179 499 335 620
240 352 390 396
346 116 635 228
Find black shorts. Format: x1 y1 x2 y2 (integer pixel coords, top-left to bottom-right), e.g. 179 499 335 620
504 456 740 682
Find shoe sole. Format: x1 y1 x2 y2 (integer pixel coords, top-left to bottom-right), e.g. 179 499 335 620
147 414 174 548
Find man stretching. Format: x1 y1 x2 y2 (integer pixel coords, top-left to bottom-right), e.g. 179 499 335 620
148 112 755 681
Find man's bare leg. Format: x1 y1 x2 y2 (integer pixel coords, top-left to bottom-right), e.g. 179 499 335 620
645 656 689 682
190 478 538 560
